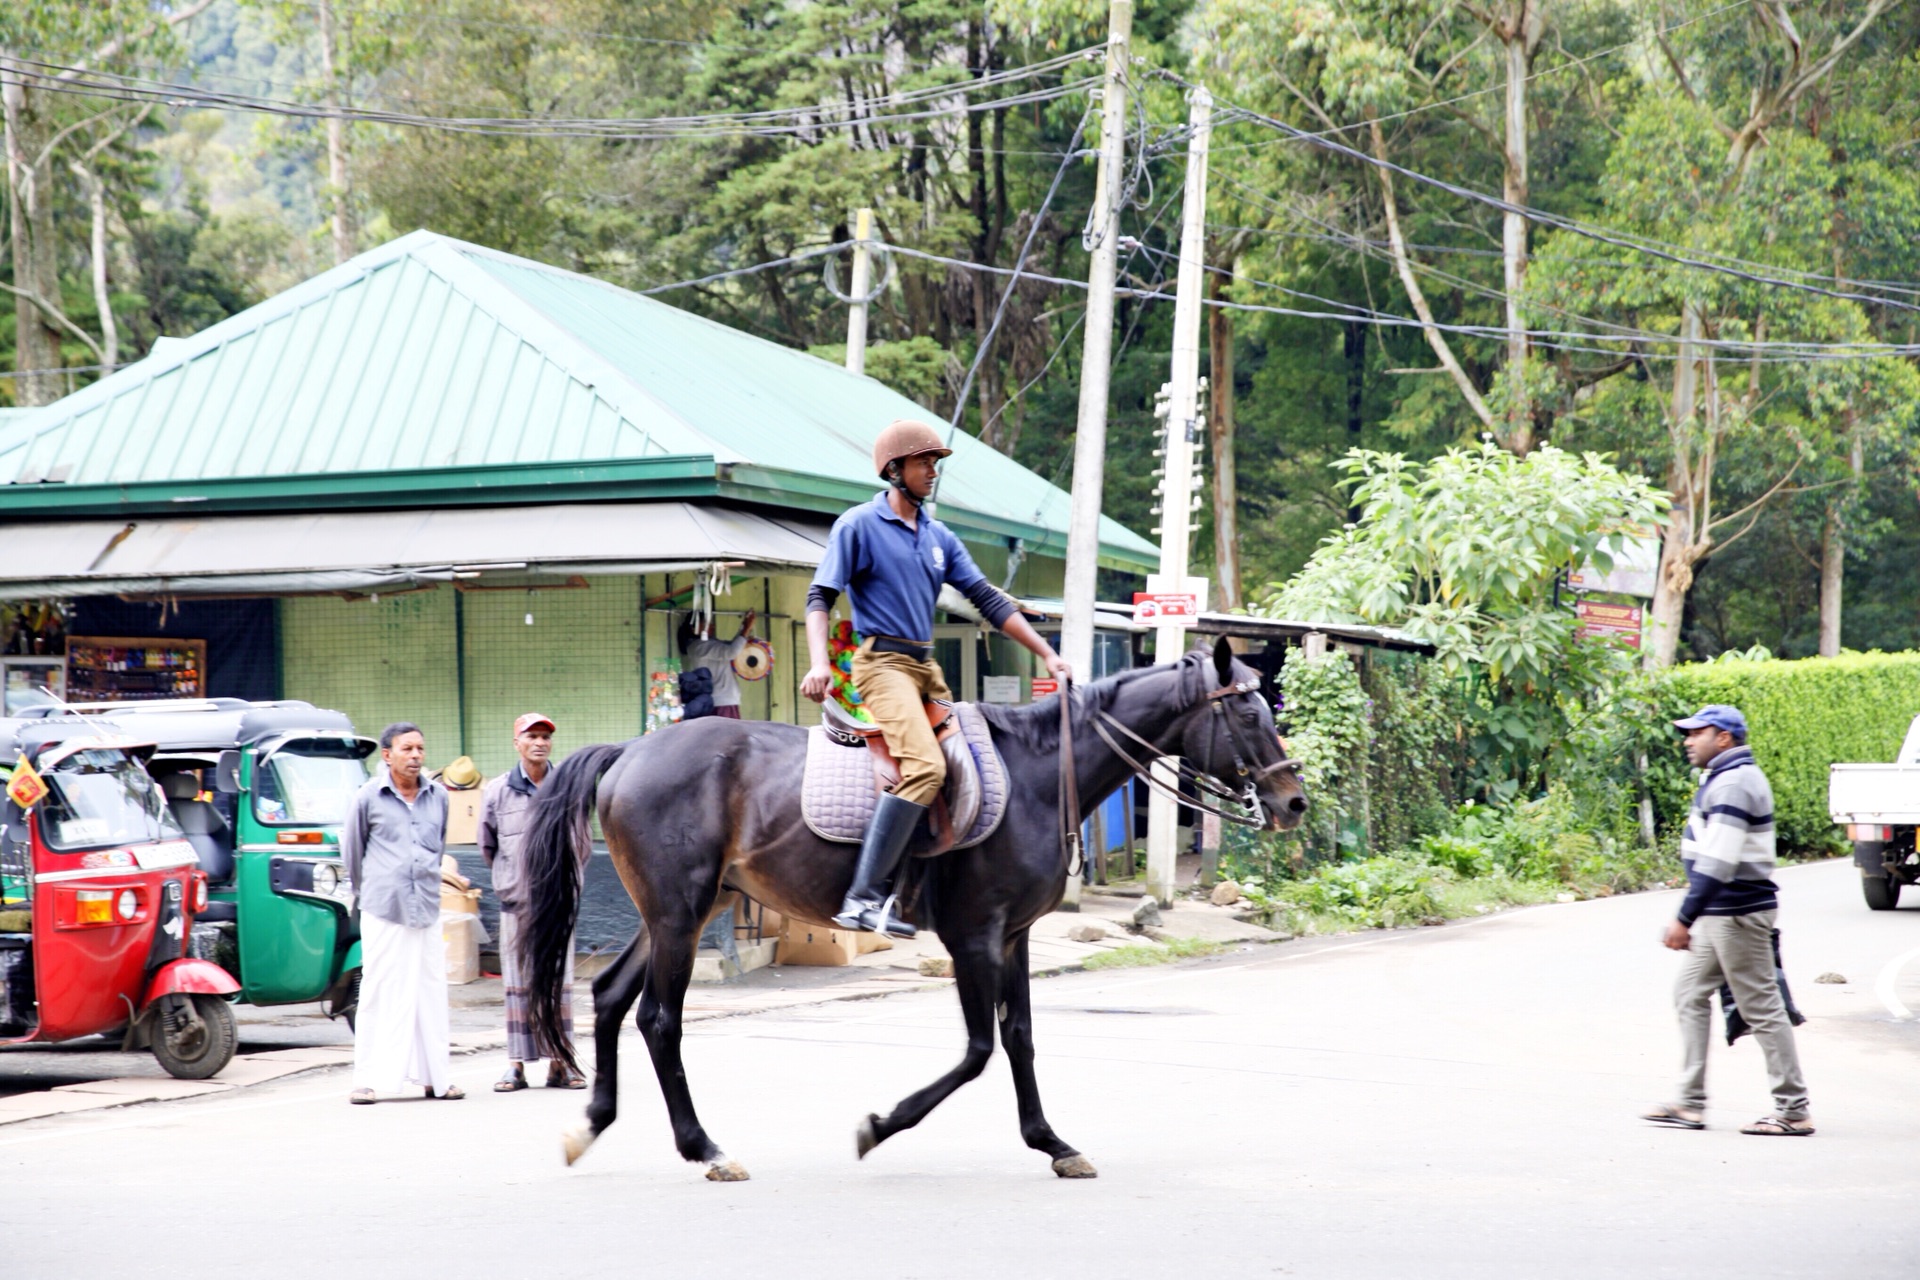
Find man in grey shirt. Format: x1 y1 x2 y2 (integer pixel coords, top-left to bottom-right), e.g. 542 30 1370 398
680 609 757 719
342 722 462 1104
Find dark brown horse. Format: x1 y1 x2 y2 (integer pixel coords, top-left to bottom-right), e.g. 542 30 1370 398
517 639 1306 1180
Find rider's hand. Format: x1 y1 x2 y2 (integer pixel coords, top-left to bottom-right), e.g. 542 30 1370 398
1044 653 1073 684
800 664 834 703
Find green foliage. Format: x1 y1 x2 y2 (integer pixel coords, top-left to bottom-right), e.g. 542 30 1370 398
1282 857 1444 930
805 336 954 406
1081 937 1227 970
1656 651 1920 852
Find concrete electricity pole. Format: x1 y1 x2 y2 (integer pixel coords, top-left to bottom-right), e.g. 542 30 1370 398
1057 0 1133 909
1144 86 1213 906
844 207 874 376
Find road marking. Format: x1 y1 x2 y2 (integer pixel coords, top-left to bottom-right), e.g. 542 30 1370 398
1874 946 1920 1020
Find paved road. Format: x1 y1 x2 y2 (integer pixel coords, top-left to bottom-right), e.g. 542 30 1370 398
3 859 1917 1278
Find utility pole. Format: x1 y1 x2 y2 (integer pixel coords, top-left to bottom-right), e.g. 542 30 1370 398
1144 86 1213 907
317 0 355 266
845 207 873 376
1058 0 1133 909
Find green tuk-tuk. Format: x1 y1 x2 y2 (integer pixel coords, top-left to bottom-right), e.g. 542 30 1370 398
81 699 375 1022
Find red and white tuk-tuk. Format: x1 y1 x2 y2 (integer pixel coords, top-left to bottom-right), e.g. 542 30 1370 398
0 716 239 1079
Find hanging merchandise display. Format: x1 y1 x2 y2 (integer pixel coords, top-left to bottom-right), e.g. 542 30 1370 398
825 619 872 723
733 637 775 682
646 669 684 733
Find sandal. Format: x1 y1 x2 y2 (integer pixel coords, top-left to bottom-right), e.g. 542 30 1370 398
1642 1104 1705 1130
348 1088 378 1106
546 1063 587 1090
426 1085 467 1100
1741 1114 1814 1136
495 1067 528 1093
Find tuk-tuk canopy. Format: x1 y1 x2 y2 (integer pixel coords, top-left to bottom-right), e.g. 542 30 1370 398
44 699 358 752
0 714 152 766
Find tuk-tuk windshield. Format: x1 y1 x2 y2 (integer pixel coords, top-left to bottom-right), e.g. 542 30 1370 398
255 740 371 826
40 749 184 852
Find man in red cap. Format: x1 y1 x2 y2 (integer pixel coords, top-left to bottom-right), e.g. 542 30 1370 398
802 419 1071 937
479 712 586 1091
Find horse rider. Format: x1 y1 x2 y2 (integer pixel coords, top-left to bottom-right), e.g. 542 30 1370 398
801 419 1073 937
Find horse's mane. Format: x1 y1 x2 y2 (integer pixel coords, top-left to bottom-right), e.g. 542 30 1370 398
977 651 1203 753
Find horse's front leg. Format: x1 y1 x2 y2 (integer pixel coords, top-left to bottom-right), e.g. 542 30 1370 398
1000 931 1095 1177
856 927 1001 1159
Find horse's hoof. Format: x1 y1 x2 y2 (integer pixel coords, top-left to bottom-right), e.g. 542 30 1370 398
705 1159 750 1182
855 1114 881 1160
562 1125 597 1167
1052 1154 1098 1179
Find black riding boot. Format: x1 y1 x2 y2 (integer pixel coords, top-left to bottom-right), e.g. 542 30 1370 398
832 792 924 938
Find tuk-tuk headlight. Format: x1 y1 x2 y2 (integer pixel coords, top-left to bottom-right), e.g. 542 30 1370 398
116 889 138 920
313 862 341 896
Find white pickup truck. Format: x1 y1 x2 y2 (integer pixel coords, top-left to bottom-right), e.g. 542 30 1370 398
1829 715 1920 910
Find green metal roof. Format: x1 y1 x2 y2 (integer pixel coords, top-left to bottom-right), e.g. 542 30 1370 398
0 230 1155 570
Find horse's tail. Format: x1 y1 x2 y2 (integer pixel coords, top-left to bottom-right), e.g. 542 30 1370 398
519 740 630 1074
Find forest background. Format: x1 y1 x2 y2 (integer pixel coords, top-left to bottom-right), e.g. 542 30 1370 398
7 0 1920 666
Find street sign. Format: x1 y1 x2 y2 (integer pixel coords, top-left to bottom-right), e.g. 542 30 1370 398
1030 678 1059 698
1576 599 1642 648
1569 533 1661 599
1133 592 1199 620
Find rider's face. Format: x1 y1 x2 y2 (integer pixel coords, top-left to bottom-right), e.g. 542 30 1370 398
897 453 940 498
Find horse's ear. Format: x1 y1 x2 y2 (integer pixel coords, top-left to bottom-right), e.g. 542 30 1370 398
1212 636 1234 687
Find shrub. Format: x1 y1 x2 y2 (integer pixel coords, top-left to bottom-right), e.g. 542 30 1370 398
1286 857 1444 928
1658 651 1920 852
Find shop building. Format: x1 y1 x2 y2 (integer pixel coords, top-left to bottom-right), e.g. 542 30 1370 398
0 231 1154 776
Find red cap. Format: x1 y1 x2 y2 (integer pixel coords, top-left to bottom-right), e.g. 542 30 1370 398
514 713 556 735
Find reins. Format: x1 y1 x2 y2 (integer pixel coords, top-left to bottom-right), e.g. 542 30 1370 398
1055 668 1305 860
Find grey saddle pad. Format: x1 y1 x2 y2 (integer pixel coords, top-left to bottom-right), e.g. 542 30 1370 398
801 701 1009 848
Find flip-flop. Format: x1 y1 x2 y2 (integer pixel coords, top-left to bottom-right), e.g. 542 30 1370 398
426 1085 467 1100
1741 1115 1814 1136
1642 1104 1705 1129
348 1088 378 1106
495 1069 528 1093
546 1066 588 1090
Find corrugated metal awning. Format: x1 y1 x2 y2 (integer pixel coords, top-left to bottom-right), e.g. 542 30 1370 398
0 502 831 598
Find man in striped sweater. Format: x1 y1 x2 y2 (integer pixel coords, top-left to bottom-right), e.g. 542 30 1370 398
1644 705 1813 1136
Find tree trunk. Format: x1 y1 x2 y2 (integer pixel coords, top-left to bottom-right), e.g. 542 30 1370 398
71 161 117 374
1817 421 1863 657
1369 119 1493 431
1207 264 1241 611
2 61 66 406
1498 3 1542 455
1645 303 1703 669
317 0 355 265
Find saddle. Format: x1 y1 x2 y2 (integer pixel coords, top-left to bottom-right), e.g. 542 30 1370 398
804 700 1008 855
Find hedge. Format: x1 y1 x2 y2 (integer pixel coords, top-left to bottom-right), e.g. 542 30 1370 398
1660 652 1920 852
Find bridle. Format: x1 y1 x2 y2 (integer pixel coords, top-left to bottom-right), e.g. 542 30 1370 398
1057 667 1303 876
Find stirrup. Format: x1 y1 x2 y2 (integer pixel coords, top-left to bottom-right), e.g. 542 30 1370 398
859 894 916 939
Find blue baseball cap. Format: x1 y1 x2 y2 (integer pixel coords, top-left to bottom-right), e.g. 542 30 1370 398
1673 704 1748 741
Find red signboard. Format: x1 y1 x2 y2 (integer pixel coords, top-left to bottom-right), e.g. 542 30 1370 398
1030 678 1059 698
1133 592 1199 620
1576 599 1642 648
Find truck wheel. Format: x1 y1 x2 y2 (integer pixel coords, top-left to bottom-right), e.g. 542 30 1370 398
1864 874 1902 911
151 994 238 1079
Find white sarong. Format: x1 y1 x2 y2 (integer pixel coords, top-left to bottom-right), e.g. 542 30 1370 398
354 911 451 1095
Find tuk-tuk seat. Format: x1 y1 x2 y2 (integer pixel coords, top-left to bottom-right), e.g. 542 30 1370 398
160 773 235 885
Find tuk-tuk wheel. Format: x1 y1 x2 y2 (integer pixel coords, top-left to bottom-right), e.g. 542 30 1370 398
151 993 238 1080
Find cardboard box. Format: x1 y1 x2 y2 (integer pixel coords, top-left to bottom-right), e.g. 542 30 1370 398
444 784 485 845
443 912 483 984
777 921 892 966
440 884 481 917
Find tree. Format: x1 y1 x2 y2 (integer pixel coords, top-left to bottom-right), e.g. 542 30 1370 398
1258 442 1666 787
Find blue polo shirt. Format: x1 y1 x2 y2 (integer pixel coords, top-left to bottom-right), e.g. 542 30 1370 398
811 492 1008 640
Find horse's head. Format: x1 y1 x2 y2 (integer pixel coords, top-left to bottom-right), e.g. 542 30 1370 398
1179 638 1308 832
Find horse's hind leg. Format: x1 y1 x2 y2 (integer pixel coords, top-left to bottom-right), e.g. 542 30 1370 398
857 931 1000 1159
1000 931 1095 1178
562 924 650 1166
635 914 747 1181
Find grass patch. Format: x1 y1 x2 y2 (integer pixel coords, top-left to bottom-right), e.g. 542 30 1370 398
1081 937 1225 970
